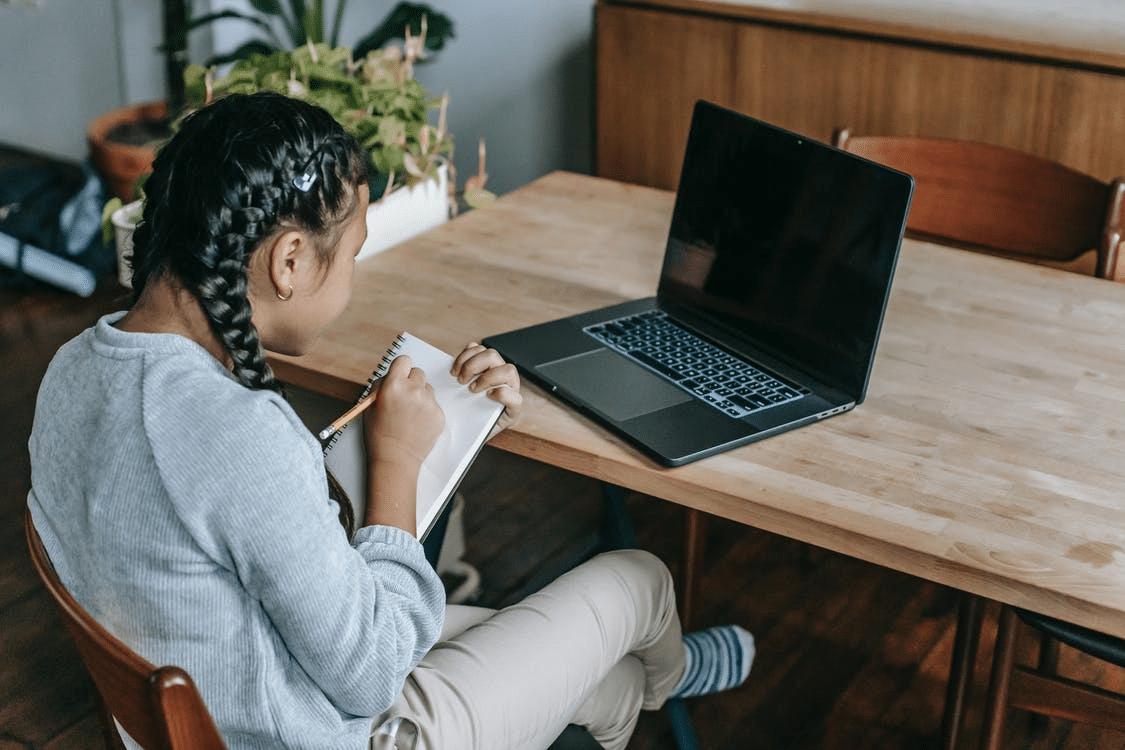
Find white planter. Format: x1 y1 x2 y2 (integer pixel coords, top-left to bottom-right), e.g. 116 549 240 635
358 161 450 262
112 199 144 288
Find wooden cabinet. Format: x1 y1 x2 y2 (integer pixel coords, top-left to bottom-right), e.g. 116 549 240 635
596 0 1125 189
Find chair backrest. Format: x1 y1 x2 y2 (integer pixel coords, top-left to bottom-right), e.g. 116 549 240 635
832 129 1125 280
24 511 227 750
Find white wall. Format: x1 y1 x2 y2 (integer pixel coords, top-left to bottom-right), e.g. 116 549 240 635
0 0 125 161
0 0 593 195
403 0 595 196
0 0 216 162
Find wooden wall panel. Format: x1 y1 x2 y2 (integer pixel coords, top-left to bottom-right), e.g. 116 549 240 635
595 4 737 189
1038 67 1125 179
733 25 1047 152
597 1 1125 190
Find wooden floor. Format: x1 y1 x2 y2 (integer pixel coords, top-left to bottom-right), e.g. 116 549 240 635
4 277 1125 750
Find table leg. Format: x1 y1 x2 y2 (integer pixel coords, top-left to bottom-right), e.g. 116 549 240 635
940 592 984 750
599 482 637 550
979 605 1019 750
680 508 708 632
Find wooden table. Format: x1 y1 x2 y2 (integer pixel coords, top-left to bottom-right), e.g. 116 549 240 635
272 171 1125 640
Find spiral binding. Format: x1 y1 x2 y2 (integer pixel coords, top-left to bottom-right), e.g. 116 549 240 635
321 333 406 454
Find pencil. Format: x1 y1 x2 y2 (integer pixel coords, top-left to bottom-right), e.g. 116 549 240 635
318 390 378 441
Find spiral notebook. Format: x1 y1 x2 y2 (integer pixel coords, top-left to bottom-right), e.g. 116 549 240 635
323 332 505 539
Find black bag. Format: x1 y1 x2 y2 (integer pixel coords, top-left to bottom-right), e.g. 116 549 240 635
0 146 114 295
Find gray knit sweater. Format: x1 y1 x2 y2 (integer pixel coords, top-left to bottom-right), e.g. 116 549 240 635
27 313 445 749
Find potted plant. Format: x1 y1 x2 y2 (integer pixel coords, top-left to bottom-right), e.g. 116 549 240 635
183 25 493 261
193 1 453 69
89 1 453 203
101 1 479 279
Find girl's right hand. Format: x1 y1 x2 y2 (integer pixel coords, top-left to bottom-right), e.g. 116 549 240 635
362 355 445 531
366 354 445 466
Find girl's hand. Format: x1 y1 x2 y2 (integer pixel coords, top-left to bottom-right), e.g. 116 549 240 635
451 342 523 435
362 354 445 531
368 354 445 464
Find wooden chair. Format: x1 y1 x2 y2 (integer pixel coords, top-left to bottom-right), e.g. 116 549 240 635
978 605 1125 750
832 129 1125 750
831 129 1125 278
27 510 613 750
25 511 227 750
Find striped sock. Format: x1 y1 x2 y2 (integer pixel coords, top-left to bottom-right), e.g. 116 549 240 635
671 625 755 698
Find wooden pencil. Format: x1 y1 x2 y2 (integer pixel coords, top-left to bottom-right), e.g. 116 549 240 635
317 390 378 441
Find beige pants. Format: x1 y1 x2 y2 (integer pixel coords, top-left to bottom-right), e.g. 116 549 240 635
370 549 685 750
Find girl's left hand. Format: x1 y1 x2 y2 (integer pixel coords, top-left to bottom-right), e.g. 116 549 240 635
451 342 523 435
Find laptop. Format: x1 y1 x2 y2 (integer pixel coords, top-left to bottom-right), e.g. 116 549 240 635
483 101 914 467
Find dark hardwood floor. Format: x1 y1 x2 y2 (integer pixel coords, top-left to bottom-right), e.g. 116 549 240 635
4 277 1125 749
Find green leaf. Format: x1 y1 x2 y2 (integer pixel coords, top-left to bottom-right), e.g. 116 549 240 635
249 0 284 15
197 27 457 199
205 64 264 99
352 2 456 59
329 0 346 46
376 117 408 151
100 198 123 248
187 9 266 31
183 63 208 105
303 5 325 44
286 0 308 44
463 188 496 210
204 39 280 68
293 42 352 71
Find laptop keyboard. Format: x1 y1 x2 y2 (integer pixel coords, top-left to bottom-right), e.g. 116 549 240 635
583 311 808 418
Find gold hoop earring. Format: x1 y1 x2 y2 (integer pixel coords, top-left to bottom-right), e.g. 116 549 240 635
277 285 293 301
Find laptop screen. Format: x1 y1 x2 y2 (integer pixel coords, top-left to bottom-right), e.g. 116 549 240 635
657 102 913 398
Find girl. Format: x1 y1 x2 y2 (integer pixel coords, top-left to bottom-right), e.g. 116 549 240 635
28 92 752 750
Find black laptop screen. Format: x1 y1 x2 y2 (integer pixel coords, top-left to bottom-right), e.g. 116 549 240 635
657 102 913 398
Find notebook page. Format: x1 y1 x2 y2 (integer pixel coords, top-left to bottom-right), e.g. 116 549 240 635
390 333 505 538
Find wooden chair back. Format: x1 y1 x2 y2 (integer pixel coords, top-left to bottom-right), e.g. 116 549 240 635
25 511 227 750
979 604 1125 750
832 129 1125 280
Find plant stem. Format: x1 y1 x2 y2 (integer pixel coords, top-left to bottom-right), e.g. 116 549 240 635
163 0 188 115
305 0 324 44
330 0 348 47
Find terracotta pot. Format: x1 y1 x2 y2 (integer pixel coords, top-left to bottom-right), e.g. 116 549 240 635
86 101 169 202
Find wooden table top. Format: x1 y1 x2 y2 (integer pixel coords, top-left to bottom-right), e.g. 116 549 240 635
272 171 1125 638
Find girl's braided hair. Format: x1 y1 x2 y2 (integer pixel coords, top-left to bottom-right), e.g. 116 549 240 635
130 92 370 532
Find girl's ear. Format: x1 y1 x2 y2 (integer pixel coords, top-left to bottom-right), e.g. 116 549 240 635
264 230 309 299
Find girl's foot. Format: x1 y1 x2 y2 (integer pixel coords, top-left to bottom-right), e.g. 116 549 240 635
671 625 755 698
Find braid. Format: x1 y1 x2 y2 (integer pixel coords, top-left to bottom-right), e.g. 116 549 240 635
194 187 293 392
130 92 369 532
133 94 366 391
197 246 277 392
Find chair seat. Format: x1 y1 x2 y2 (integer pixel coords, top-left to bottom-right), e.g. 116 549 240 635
549 724 606 750
1016 608 1125 669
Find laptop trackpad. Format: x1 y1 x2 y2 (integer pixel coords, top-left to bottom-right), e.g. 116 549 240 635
538 349 691 422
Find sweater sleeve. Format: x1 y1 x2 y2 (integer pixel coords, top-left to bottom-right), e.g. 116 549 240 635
143 361 445 717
